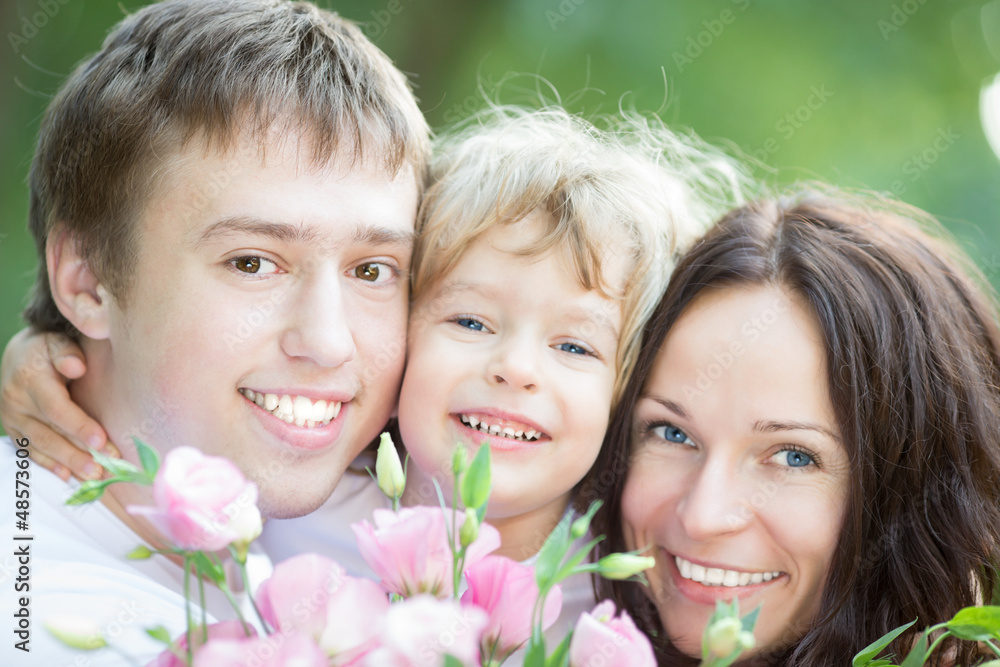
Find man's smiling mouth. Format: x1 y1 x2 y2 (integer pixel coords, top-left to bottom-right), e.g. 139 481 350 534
239 388 341 428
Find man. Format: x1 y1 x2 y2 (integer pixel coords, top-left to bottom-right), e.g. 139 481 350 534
0 1 427 662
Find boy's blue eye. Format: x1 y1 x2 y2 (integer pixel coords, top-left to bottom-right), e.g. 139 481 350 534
776 449 815 468
651 424 694 446
456 318 485 331
555 342 588 355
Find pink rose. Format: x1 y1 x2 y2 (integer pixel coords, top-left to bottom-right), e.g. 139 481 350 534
462 555 563 661
362 595 488 667
192 632 327 666
256 553 388 663
352 506 500 599
146 620 251 667
568 601 656 667
128 447 262 551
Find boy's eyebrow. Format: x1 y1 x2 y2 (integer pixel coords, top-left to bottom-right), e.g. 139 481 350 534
191 215 415 249
434 281 620 340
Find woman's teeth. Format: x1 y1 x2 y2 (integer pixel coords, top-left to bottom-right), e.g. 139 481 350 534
239 388 341 428
675 556 782 587
458 414 542 442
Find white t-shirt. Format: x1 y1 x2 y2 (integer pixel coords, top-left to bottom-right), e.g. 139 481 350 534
259 467 598 662
0 438 270 667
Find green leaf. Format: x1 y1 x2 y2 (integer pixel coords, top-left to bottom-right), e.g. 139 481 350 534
90 448 142 479
65 478 115 505
134 438 160 478
852 619 916 666
192 552 225 585
533 513 573 590
740 605 762 633
947 606 1000 641
460 442 491 511
555 536 604 581
443 656 465 667
145 625 172 645
545 632 573 667
523 635 547 667
898 629 928 667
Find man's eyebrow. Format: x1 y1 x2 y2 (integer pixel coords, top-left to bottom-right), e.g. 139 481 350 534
193 216 320 246
350 224 415 248
753 419 841 443
192 216 414 249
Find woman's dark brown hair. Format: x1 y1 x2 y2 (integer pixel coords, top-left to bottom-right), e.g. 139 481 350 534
580 187 1000 665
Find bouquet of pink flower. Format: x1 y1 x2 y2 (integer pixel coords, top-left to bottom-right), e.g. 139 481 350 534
50 435 758 666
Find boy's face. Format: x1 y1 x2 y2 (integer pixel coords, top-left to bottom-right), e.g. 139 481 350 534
94 128 418 519
398 210 624 523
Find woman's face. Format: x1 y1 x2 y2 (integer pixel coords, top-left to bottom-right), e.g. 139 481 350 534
621 285 850 657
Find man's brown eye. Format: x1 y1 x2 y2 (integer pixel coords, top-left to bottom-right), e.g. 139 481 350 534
235 257 262 273
355 263 380 281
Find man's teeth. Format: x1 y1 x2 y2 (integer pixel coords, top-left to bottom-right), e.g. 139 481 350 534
459 415 541 442
239 389 341 427
675 556 782 587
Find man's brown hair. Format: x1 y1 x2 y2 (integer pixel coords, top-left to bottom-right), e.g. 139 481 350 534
25 0 429 334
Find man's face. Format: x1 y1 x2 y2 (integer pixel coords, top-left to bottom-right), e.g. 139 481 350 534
96 128 418 519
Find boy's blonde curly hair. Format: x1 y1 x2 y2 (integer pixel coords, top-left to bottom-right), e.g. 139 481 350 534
412 106 751 404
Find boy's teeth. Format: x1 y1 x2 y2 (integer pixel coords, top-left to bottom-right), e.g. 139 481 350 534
458 414 543 442
675 556 782 588
239 389 341 428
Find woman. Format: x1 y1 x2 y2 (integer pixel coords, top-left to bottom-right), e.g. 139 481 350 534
582 187 1000 664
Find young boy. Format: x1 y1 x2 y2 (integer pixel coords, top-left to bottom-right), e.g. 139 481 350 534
3 105 749 656
0 0 429 663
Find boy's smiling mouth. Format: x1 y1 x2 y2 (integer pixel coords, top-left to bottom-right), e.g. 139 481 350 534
456 412 547 442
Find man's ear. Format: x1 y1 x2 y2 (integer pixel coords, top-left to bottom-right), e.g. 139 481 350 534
47 228 111 340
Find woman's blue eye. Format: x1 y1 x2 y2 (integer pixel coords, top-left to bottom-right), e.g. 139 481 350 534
555 342 588 355
652 424 694 446
456 318 485 331
777 449 815 468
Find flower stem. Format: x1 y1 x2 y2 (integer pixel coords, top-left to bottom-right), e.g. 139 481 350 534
210 554 252 636
236 556 269 632
198 574 207 644
183 556 193 665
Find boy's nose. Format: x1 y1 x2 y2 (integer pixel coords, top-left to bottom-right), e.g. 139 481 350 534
487 336 540 391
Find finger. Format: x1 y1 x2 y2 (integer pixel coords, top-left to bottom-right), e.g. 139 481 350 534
26 367 108 453
22 443 75 482
45 333 86 379
20 416 104 481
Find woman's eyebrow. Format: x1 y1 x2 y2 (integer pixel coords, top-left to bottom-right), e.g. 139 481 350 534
642 396 689 419
753 419 841 444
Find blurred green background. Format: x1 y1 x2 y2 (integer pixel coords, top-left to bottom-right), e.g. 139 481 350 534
2 0 1000 365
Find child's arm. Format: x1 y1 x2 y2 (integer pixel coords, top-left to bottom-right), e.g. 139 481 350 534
0 328 111 480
